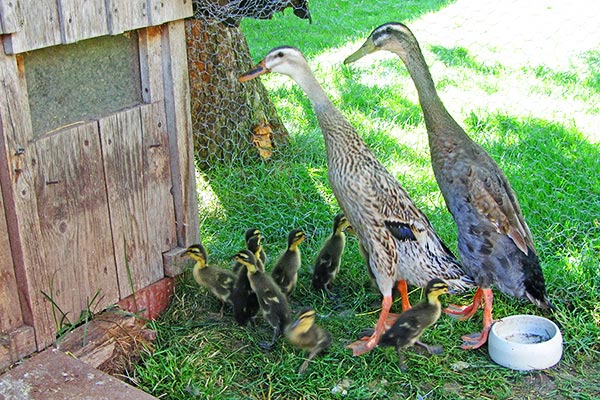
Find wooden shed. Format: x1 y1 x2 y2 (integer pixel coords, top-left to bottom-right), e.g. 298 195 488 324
0 0 198 370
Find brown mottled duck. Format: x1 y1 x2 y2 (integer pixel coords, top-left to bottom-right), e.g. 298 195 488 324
344 22 554 349
184 244 237 316
239 46 474 356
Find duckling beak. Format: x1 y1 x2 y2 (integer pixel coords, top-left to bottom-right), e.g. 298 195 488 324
344 37 377 64
288 318 301 330
239 60 269 82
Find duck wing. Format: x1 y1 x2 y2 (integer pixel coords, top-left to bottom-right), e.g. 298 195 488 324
465 161 534 255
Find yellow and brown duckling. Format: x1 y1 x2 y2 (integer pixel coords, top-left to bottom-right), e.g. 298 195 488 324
271 229 307 299
312 213 351 293
231 235 264 326
234 249 291 349
245 227 267 267
184 244 237 316
362 278 448 371
285 307 332 374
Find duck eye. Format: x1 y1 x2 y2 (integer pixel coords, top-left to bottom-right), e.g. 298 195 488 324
385 27 392 33
277 51 284 57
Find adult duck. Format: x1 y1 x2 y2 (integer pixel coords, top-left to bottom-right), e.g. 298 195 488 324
344 22 554 349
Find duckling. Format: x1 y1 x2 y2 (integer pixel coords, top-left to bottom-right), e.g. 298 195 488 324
312 213 351 293
245 227 267 267
285 308 332 374
184 244 237 316
234 249 291 349
363 278 449 371
271 229 307 299
231 235 264 326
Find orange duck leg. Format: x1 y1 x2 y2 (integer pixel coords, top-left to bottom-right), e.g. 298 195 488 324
347 295 393 356
446 287 495 350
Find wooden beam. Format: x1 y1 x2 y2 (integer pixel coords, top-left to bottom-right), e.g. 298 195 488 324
162 20 199 248
0 52 55 349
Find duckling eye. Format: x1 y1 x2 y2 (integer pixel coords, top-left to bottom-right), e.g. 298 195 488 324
277 51 284 57
385 27 392 33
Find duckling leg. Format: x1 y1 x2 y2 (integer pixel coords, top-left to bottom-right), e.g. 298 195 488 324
395 347 408 372
297 348 321 374
259 326 281 350
416 341 444 355
347 295 393 356
461 289 494 350
445 287 484 320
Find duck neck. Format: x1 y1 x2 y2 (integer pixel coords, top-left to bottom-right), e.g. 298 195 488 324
291 67 351 137
391 45 460 134
291 66 333 111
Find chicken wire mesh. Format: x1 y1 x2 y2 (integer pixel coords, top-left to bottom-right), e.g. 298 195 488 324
186 0 600 287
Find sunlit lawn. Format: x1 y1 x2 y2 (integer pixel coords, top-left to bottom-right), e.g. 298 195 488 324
132 0 600 398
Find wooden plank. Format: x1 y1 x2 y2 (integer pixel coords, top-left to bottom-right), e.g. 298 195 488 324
0 178 23 332
162 246 186 277
0 325 36 372
0 0 24 34
138 26 164 103
0 348 159 399
0 52 55 349
32 121 119 319
162 20 199 247
148 0 192 27
57 0 109 44
2 0 61 54
105 0 148 35
141 101 177 263
99 106 154 298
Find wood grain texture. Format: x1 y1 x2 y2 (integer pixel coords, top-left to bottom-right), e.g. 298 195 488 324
163 20 199 247
0 182 23 332
2 0 61 54
106 0 148 35
0 52 55 349
99 106 151 298
33 121 119 317
99 103 174 298
0 0 24 34
140 101 176 259
148 0 192 26
0 325 36 371
138 25 165 103
57 0 109 44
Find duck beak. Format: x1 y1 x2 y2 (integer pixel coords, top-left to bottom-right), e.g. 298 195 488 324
344 37 377 64
239 60 269 82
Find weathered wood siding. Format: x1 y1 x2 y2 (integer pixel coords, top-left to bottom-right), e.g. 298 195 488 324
1 0 191 53
33 121 118 314
0 0 195 369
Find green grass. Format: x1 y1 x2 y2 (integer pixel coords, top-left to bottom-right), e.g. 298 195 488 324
132 1 600 398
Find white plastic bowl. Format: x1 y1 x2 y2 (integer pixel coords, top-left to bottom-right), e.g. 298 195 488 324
488 314 562 371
